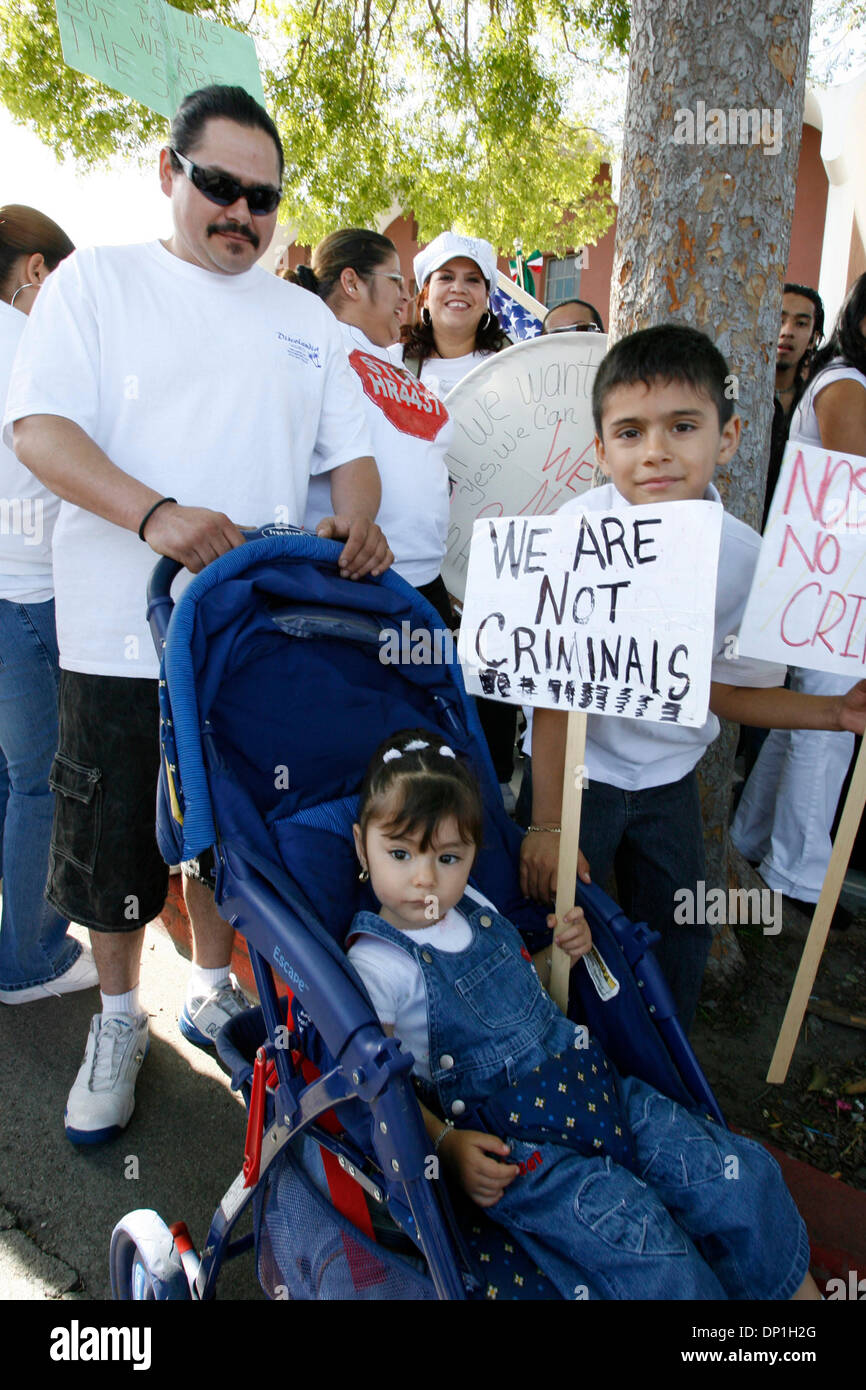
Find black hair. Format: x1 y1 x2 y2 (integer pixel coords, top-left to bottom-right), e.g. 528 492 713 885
0 205 74 300
808 272 866 382
542 298 604 332
283 228 396 303
592 324 734 434
356 729 484 855
783 282 824 344
169 85 284 182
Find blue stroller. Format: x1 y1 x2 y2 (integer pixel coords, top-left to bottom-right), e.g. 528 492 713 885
109 528 724 1301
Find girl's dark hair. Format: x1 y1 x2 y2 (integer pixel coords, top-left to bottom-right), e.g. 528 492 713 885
357 729 484 853
284 228 396 304
398 288 509 368
0 205 75 299
808 272 866 382
169 85 284 180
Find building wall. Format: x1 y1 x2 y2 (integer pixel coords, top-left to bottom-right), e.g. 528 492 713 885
786 123 828 290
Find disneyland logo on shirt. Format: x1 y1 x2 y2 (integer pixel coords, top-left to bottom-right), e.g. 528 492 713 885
276 331 322 368
0 497 43 544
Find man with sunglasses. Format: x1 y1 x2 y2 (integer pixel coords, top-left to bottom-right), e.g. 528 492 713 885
5 85 391 1144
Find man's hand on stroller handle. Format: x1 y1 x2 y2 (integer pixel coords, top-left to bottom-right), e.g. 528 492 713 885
141 500 246 572
316 513 393 579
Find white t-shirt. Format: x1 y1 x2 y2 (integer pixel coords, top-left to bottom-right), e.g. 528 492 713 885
3 242 372 678
305 323 452 586
346 885 495 1080
387 345 495 400
0 298 59 602
525 482 786 791
789 359 866 447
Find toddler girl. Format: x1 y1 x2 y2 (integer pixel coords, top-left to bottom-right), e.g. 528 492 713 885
347 730 819 1301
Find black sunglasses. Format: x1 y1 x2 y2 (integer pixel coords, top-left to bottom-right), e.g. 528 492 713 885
169 148 281 216
549 322 603 333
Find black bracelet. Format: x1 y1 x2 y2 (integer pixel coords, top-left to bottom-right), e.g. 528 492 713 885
138 496 177 542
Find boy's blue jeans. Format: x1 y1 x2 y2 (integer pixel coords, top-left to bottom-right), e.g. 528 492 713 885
490 1074 810 1301
518 761 710 1030
0 598 79 990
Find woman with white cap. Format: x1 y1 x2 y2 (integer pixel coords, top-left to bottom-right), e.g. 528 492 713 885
393 231 517 795
0 205 97 1003
392 231 510 396
289 228 455 625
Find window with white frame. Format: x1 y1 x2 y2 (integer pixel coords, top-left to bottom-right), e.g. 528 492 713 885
545 254 583 307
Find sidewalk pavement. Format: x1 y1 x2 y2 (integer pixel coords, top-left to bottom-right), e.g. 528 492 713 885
0 919 263 1300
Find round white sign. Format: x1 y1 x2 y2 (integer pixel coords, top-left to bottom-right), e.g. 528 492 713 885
442 332 608 599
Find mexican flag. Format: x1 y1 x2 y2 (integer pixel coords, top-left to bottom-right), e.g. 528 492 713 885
509 249 544 294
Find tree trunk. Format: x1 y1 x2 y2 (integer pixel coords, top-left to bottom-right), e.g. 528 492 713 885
609 1 813 981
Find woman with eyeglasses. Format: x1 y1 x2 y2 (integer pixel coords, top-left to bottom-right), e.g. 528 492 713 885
289 229 455 624
0 206 96 1003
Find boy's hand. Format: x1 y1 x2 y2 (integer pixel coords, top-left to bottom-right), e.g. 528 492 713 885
439 1128 519 1208
838 680 866 734
519 831 591 904
546 905 593 967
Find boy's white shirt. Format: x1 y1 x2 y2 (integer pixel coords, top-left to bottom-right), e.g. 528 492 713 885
347 885 494 1081
523 481 786 791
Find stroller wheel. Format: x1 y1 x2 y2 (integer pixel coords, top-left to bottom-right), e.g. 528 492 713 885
110 1210 191 1300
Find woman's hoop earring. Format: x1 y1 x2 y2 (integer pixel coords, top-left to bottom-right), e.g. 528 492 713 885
479 310 491 332
358 867 369 883
421 306 432 326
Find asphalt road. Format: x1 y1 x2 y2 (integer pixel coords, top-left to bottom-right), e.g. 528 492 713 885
0 919 264 1301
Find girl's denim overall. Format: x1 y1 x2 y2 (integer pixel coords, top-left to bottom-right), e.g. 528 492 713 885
350 897 811 1301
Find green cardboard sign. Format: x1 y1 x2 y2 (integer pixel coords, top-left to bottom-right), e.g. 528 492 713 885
55 0 265 119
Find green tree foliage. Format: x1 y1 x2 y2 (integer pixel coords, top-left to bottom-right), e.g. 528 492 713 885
0 0 627 251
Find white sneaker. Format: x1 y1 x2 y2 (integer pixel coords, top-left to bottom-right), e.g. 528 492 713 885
64 1012 149 1145
179 972 251 1049
0 944 99 1005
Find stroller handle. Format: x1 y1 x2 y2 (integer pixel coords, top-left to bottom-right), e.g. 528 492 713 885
146 526 308 651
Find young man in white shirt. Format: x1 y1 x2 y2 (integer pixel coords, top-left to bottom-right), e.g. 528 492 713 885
4 85 392 1143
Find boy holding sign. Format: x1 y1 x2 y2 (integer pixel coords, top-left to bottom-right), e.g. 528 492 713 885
521 325 866 1028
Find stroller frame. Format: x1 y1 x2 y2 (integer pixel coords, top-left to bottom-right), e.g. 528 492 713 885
110 528 723 1302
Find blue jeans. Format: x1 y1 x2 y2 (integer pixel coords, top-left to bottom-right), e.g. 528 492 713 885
491 1074 810 1300
579 772 710 1031
0 598 79 990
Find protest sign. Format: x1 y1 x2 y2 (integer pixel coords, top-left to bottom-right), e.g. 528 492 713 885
456 502 723 725
55 0 265 119
742 440 866 1082
442 333 608 601
457 499 722 1012
738 440 866 675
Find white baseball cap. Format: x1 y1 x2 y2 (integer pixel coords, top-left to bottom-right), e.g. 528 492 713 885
413 231 498 292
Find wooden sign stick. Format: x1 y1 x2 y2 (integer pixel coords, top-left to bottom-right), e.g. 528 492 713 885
767 735 866 1084
550 710 587 1012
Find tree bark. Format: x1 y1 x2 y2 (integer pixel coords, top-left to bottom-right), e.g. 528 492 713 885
609 1 813 980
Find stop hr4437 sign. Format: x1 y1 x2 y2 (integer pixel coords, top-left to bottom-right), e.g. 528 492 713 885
457 501 723 726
